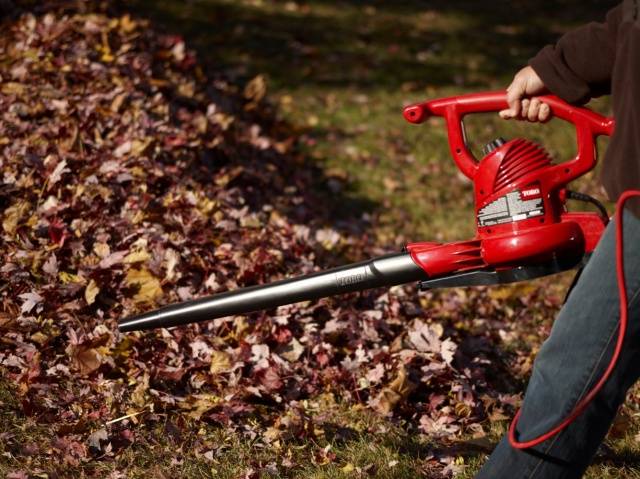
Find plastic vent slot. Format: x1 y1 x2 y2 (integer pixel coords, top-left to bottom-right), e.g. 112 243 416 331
494 139 552 191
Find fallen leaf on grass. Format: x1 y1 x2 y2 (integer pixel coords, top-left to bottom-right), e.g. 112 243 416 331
71 346 102 376
84 279 99 305
48 160 70 188
372 367 416 414
42 254 58 275
279 337 304 362
2 200 31 235
125 268 163 304
244 74 266 103
18 291 42 314
210 350 232 374
179 394 221 420
87 428 108 453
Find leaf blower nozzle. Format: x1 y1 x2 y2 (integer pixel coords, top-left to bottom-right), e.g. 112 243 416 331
117 252 428 332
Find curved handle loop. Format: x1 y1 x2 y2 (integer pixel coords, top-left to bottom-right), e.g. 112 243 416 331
403 91 614 181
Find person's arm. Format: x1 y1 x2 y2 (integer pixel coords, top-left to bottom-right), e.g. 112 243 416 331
501 3 623 121
529 3 623 105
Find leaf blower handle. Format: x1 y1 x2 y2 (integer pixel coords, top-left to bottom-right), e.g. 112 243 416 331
403 91 615 181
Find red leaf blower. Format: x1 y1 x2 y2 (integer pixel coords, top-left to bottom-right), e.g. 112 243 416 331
119 91 613 331
119 91 638 449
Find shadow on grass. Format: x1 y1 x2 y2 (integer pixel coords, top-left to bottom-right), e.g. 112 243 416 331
123 0 618 244
14 0 619 238
593 444 640 468
129 0 618 91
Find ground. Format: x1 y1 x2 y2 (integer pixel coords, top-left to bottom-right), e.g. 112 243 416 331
1 0 639 478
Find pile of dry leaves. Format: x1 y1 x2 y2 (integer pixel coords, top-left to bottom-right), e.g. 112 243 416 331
0 6 561 477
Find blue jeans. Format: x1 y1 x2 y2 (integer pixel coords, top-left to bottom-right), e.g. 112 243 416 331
476 209 640 479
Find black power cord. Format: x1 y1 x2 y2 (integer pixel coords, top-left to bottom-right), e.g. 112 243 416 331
566 190 609 219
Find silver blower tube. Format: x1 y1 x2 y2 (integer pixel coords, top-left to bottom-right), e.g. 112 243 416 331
118 252 427 332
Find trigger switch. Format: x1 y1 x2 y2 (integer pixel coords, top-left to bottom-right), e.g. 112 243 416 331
483 137 507 156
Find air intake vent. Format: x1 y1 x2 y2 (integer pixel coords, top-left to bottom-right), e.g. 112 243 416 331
494 139 552 191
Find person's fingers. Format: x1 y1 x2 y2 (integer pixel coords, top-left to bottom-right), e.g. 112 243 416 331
520 98 530 120
539 102 551 122
505 81 524 118
501 66 550 121
501 99 552 122
527 98 540 122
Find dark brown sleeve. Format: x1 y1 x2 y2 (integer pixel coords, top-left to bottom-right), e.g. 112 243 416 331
528 4 623 104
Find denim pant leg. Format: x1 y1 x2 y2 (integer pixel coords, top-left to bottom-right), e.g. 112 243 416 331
476 209 640 479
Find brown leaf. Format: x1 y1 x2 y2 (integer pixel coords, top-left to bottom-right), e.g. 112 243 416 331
125 268 163 304
1 81 26 96
259 367 283 392
210 350 232 375
72 347 102 376
2 200 31 235
243 74 266 103
279 338 304 362
372 367 416 414
84 279 100 305
179 394 221 420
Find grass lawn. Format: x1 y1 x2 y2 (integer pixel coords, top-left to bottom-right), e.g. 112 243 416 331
129 0 636 477
4 0 638 477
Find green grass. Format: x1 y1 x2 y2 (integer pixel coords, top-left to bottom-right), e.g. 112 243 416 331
130 0 615 246
3 371 640 477
125 0 635 477
0 374 458 477
5 1 635 477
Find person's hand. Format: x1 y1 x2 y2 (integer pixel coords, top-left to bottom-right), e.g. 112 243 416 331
499 66 551 122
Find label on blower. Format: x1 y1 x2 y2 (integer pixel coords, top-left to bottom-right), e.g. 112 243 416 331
335 265 373 288
477 186 544 227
